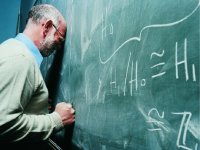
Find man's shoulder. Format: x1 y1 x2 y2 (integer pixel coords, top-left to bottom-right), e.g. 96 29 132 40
0 38 35 63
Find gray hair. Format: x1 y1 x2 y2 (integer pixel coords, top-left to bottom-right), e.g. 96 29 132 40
28 4 61 26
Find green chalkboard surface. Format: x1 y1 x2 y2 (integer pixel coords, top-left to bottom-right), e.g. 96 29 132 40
39 0 200 149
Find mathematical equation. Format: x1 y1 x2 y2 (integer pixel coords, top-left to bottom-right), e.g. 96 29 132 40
97 2 199 96
147 108 199 150
107 38 197 96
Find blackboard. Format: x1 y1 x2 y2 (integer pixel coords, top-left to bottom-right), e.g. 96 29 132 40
38 0 200 149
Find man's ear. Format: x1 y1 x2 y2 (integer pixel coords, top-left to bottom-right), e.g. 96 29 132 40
43 20 53 38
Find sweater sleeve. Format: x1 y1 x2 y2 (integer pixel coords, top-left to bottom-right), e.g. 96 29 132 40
0 55 63 143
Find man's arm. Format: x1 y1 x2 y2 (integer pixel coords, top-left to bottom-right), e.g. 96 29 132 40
0 54 74 143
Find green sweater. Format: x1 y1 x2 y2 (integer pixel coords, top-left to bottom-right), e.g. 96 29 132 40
0 39 63 143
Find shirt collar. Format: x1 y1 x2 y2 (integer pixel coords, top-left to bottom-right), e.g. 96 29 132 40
15 33 43 67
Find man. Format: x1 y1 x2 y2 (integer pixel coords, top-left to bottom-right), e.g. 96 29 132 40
0 4 75 149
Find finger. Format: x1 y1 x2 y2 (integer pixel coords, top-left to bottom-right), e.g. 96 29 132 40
67 117 75 123
71 108 75 114
66 103 72 108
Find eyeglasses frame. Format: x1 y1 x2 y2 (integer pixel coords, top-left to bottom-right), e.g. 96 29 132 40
52 23 65 42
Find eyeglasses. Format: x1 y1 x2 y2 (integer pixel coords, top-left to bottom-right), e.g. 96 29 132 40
52 24 65 42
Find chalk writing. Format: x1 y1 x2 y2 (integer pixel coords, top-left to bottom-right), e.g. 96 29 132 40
110 67 117 94
103 36 198 97
147 108 165 131
146 108 198 150
172 112 192 150
129 60 138 95
150 50 166 78
102 7 113 40
123 52 132 96
99 0 200 64
175 38 197 82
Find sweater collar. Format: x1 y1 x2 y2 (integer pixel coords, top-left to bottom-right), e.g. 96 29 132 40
15 33 43 67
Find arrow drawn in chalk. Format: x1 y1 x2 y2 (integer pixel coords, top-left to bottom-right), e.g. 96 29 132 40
99 0 200 64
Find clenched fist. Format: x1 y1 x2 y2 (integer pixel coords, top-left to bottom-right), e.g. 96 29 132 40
54 102 75 126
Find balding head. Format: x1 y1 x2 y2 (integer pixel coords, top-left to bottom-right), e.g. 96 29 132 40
24 4 67 57
28 4 65 26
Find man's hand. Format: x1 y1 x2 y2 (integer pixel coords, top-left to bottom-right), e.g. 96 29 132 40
54 102 75 126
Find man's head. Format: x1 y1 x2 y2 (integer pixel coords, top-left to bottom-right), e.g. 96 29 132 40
23 4 66 57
